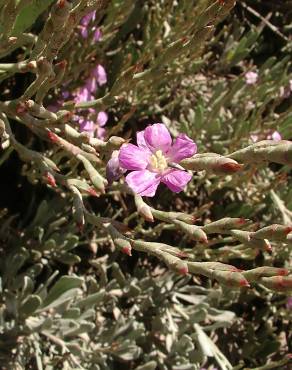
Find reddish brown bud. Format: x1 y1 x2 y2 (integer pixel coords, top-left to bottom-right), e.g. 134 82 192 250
219 162 243 173
264 240 272 252
56 60 67 69
239 279 250 287
57 0 66 8
237 218 248 225
278 268 289 276
27 61 36 70
77 222 84 233
45 172 56 187
179 266 189 275
175 251 189 258
87 188 99 197
121 246 132 256
47 131 59 143
276 276 292 289
16 103 27 115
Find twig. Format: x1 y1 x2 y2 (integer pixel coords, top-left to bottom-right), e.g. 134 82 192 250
240 2 289 41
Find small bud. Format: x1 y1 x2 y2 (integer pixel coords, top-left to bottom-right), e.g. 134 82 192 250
56 60 67 69
87 188 99 197
134 194 154 222
47 131 59 143
179 266 189 275
45 172 56 187
71 186 85 231
106 151 126 185
219 162 243 173
121 246 132 256
203 218 248 234
260 276 292 291
253 224 292 241
213 270 250 288
239 279 250 288
16 103 27 115
174 220 208 243
231 230 272 252
77 222 84 233
243 267 289 282
57 0 66 8
8 37 17 44
77 154 107 194
181 153 242 175
107 136 126 149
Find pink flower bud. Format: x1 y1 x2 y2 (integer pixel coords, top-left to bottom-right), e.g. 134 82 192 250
106 151 126 185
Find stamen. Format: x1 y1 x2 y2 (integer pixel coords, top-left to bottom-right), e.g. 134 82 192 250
149 150 168 172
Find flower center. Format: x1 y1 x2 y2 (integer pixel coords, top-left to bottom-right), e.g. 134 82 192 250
149 150 168 172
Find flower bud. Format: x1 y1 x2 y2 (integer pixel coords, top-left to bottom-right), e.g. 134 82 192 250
174 220 208 243
203 218 248 234
181 153 242 174
77 154 107 194
243 267 289 282
253 224 292 241
134 194 154 222
260 276 292 291
106 151 126 185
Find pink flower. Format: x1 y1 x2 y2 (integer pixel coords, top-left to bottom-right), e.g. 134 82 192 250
250 134 259 143
80 11 96 38
74 86 92 103
251 130 282 143
79 119 95 136
92 64 107 86
118 123 196 197
85 64 107 93
245 71 258 85
97 111 108 127
93 28 102 42
267 131 282 141
78 111 108 139
81 11 96 27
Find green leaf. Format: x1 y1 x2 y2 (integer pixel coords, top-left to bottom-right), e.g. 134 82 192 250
20 295 42 317
41 276 83 309
56 253 81 265
134 361 158 370
12 0 55 35
74 290 107 309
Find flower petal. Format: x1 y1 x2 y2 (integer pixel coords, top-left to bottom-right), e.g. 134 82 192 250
74 86 92 103
119 144 150 170
85 77 97 94
167 133 197 162
93 64 107 86
136 130 152 153
144 123 172 153
81 11 96 26
96 127 106 140
271 131 281 141
97 111 108 127
79 119 95 133
93 28 102 42
125 170 161 197
161 169 192 193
